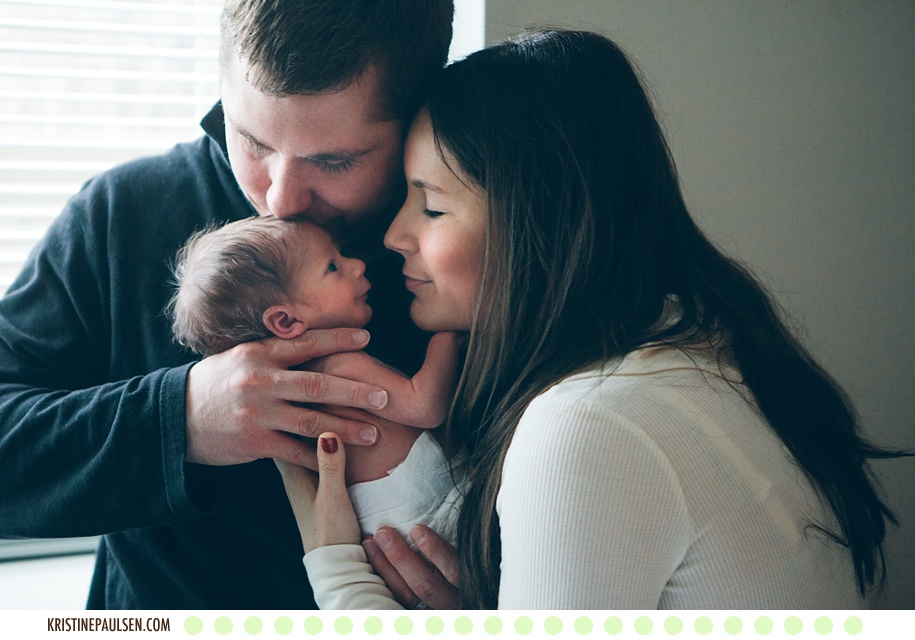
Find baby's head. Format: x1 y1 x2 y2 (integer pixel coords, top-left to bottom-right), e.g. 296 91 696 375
169 216 372 356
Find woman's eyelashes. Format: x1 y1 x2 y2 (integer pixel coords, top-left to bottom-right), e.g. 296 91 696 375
423 208 445 218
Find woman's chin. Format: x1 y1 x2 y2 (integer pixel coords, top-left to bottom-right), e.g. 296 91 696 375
409 305 467 333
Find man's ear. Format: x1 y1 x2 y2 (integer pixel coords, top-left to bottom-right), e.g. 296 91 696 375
263 304 308 339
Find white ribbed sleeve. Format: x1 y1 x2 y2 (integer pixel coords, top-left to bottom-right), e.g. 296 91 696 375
496 348 863 609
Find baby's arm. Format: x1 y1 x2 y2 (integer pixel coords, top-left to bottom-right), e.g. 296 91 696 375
308 332 462 429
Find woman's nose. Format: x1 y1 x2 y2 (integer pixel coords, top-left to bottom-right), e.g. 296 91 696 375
384 207 412 255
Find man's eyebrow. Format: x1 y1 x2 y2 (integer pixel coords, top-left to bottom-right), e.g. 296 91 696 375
410 179 444 194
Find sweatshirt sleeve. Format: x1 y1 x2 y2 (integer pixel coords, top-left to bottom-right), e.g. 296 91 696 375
303 544 403 610
0 170 211 539
496 388 694 609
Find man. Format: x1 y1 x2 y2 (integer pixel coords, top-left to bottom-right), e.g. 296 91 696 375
0 0 453 609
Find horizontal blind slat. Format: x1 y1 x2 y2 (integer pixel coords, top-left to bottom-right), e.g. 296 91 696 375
1 0 220 15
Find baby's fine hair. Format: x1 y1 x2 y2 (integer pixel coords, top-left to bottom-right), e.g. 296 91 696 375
168 216 305 356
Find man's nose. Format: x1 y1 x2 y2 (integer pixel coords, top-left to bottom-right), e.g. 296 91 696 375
265 159 313 218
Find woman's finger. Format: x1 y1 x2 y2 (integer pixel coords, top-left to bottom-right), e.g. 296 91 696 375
314 432 361 549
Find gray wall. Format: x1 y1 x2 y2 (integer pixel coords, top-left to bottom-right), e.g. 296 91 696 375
486 0 915 609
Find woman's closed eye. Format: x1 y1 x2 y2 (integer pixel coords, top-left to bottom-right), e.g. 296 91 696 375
423 208 446 218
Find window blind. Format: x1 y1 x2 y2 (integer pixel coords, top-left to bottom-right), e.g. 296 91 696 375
0 0 221 561
0 0 221 292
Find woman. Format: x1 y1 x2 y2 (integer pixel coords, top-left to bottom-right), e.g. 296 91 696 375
278 29 904 609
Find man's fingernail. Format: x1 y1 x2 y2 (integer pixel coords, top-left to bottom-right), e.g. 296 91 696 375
410 526 427 546
319 436 338 454
369 390 387 409
360 426 378 444
375 529 392 550
353 330 370 346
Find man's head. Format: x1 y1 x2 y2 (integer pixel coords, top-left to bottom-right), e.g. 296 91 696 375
218 0 455 252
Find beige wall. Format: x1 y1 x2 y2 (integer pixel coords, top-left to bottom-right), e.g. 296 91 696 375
486 0 915 608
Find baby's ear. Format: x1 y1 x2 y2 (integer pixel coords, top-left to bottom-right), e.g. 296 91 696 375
263 304 308 339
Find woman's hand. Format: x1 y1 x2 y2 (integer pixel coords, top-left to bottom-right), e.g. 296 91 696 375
275 432 360 554
362 525 462 609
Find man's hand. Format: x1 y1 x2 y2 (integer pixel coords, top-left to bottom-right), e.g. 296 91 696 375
362 525 461 609
185 328 389 467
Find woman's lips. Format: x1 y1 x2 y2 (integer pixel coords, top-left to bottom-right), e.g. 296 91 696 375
403 274 429 291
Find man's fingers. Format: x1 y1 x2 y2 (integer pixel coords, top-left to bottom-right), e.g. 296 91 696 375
362 536 419 608
273 368 388 414
409 525 460 587
269 328 372 368
273 403 379 447
373 527 461 609
270 433 319 470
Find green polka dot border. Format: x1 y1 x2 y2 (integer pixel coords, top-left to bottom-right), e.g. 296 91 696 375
178 613 870 638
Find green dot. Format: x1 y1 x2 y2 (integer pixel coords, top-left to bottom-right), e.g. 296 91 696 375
634 616 653 635
664 616 683 635
426 616 445 635
725 616 743 635
335 616 354 635
455 616 473 635
484 616 503 634
184 617 203 635
364 616 383 635
244 616 263 635
214 616 233 635
575 616 593 635
515 616 534 635
694 616 713 635
604 616 624 635
274 616 293 636
754 616 773 635
814 617 833 635
304 616 323 635
394 616 413 635
545 616 563 635
844 616 863 635
784 616 803 635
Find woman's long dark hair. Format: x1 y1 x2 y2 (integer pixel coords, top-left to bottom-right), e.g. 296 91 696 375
424 30 906 609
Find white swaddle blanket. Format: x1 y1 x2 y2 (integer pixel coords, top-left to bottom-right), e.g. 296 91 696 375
347 430 467 546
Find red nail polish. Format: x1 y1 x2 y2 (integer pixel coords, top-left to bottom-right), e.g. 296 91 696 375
319 437 338 454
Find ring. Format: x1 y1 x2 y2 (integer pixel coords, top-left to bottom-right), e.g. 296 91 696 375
412 600 429 610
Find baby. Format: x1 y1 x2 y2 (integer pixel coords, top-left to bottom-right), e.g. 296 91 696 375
168 215 465 544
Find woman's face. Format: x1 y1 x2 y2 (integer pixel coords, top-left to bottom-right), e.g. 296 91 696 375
384 111 486 332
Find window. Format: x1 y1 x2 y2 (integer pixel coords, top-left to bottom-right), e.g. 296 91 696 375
0 0 221 292
0 0 221 561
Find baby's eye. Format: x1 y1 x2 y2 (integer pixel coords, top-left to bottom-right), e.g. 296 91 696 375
327 261 338 273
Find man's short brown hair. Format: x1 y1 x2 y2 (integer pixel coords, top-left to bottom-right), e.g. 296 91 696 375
220 0 454 121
